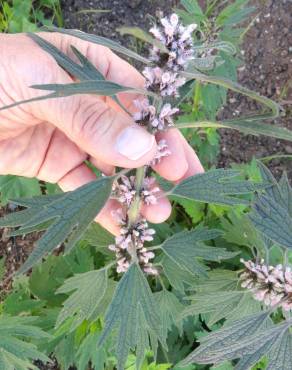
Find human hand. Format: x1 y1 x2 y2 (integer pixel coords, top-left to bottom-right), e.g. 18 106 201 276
0 32 203 234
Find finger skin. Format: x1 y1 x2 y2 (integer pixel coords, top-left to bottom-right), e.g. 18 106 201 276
153 129 189 181
181 136 204 179
141 196 172 223
1 33 157 170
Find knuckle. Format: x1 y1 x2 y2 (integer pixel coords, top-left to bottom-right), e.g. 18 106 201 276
70 98 114 143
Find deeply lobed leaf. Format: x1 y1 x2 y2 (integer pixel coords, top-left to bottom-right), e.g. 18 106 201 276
0 176 113 274
56 269 108 331
160 228 236 277
170 169 270 205
182 311 271 366
99 263 164 370
0 316 51 370
249 163 292 249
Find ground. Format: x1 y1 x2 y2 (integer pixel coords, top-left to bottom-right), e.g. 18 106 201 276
218 0 292 179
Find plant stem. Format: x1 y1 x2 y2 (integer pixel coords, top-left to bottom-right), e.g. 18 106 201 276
126 166 147 263
192 81 201 114
127 166 145 226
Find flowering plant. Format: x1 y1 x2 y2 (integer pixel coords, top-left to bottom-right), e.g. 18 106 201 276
1 5 292 370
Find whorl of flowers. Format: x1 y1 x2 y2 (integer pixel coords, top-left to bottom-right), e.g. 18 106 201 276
240 259 292 311
133 99 179 132
109 210 158 275
141 14 197 97
149 13 197 71
112 175 160 207
150 139 171 166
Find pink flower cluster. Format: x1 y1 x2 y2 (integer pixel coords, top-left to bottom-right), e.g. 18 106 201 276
109 209 158 275
240 259 292 311
143 66 186 97
141 13 196 98
133 99 179 132
112 175 160 206
150 139 171 166
150 13 197 71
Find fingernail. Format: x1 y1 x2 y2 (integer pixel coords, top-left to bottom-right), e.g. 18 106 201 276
116 125 155 160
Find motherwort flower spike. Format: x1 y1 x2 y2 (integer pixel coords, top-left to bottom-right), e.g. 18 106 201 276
109 13 196 275
109 210 158 275
240 259 292 311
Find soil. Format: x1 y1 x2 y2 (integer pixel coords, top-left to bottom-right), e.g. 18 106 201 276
0 206 38 294
217 0 292 179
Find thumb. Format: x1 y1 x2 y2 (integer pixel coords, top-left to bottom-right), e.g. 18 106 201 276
43 94 157 168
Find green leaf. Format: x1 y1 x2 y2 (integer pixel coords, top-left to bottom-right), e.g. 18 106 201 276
221 213 265 251
0 80 152 112
221 119 292 142
249 164 292 249
182 311 271 366
45 27 150 64
76 329 106 370
176 71 290 142
181 71 279 120
56 268 108 331
160 228 235 277
192 41 236 55
216 0 253 26
0 316 51 370
53 330 76 370
28 33 105 81
235 322 292 370
192 269 238 293
175 197 204 224
99 263 164 370
221 7 256 27
170 169 269 206
161 256 197 293
117 26 168 53
279 172 292 217
31 80 140 96
83 222 114 254
155 290 184 341
211 362 234 370
27 34 126 111
3 289 45 316
0 175 41 205
180 0 204 16
266 329 292 370
29 246 94 306
176 119 292 142
181 290 260 327
0 176 113 274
